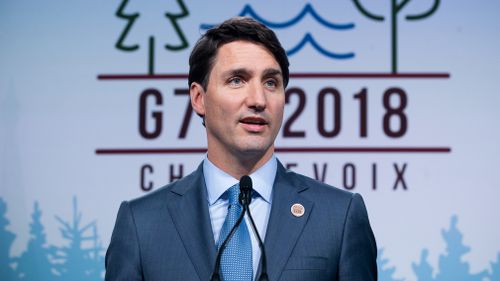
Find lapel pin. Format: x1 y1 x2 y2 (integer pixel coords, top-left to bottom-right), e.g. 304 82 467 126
291 203 305 217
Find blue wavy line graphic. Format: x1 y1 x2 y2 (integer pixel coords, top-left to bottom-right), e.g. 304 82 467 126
199 4 355 60
287 33 354 59
200 4 354 30
240 3 354 29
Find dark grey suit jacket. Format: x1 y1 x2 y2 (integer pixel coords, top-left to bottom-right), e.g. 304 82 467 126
105 162 377 281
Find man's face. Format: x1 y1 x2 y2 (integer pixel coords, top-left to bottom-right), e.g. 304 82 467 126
192 40 285 163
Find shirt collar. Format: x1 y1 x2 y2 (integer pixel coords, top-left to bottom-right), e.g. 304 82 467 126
203 155 277 206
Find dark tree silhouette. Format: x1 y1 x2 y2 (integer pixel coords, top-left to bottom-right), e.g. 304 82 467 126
15 201 56 281
378 248 405 281
489 253 500 281
0 198 18 281
52 197 104 281
413 249 435 281
434 216 487 281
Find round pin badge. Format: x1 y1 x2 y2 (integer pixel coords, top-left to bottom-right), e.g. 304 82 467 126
291 203 305 217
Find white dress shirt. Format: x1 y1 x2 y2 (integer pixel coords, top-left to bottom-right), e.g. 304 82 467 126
203 155 276 280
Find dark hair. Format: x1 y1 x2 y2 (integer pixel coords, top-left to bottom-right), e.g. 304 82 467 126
188 17 289 89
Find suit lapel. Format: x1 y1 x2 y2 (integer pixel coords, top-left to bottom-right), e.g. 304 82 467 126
167 164 216 281
262 163 313 281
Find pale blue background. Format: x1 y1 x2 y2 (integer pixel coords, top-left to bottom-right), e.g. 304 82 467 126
1 1 500 280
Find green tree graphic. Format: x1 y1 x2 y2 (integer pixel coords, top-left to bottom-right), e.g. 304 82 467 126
52 197 104 281
115 0 189 75
353 0 440 73
15 202 56 281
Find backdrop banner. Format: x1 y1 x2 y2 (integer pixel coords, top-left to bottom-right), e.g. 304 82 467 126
1 1 499 280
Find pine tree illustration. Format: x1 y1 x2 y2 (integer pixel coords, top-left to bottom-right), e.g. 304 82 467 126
378 248 405 281
491 253 500 281
15 201 56 281
52 197 104 281
412 249 435 281
0 198 18 281
434 215 487 281
89 224 105 281
353 0 440 73
115 0 189 75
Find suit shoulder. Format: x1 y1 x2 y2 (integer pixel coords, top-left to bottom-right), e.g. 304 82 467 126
286 169 356 202
126 166 201 210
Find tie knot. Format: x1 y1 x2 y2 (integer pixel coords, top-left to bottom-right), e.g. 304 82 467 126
227 184 240 205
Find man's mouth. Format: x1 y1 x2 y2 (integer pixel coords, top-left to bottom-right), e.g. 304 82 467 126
240 117 268 132
240 116 268 125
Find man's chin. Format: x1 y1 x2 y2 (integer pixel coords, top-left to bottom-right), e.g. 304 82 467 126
237 144 274 158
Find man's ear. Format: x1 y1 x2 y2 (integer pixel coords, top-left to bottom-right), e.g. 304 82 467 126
190 82 205 117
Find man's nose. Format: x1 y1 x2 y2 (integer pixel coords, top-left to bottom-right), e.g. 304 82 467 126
246 81 266 111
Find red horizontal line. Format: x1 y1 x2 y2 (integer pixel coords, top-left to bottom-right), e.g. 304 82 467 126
277 147 451 153
95 147 451 155
97 72 450 80
98 74 188 80
96 148 206 154
291 72 450 79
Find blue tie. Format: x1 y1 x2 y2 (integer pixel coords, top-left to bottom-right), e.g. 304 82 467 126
217 184 253 281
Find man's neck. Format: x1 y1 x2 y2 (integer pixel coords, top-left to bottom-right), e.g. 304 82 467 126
207 148 274 179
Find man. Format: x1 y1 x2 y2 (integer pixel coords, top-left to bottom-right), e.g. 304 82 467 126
105 17 377 281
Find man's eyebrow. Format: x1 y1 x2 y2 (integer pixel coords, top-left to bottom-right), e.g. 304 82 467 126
221 68 282 79
222 68 252 78
262 68 282 78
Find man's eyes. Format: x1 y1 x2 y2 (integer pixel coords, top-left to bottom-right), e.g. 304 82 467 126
227 77 279 89
264 79 277 88
228 77 243 86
